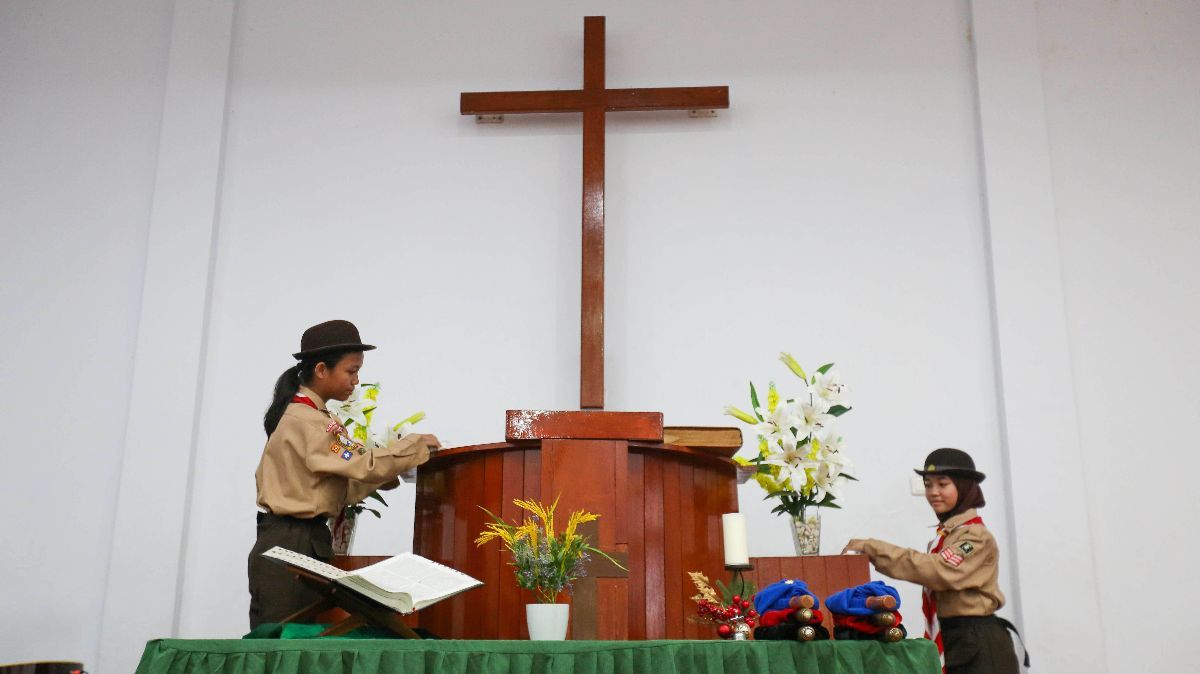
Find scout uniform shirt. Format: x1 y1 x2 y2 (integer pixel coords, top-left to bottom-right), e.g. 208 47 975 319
255 386 427 518
861 509 1005 618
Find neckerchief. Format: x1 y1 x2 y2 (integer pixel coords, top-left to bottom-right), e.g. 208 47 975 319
923 515 984 672
290 394 318 410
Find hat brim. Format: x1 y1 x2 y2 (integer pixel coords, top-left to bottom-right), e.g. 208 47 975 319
293 343 376 360
913 467 986 482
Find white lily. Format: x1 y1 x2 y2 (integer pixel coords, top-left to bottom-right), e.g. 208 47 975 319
328 389 371 429
810 369 849 407
763 434 819 491
753 400 800 443
795 395 833 437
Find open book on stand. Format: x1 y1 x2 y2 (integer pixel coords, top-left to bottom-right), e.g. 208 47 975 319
263 546 483 614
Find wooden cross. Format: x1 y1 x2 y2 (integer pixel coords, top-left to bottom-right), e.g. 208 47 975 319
461 16 729 410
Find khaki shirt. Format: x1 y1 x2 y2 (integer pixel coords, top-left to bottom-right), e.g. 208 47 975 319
862 509 1005 618
255 386 429 518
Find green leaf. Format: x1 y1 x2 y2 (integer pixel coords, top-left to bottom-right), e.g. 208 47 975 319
367 508 382 518
841 473 859 482
817 363 835 375
367 491 389 507
828 405 851 417
749 382 763 421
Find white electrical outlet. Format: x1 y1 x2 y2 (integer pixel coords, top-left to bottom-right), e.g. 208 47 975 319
910 475 925 496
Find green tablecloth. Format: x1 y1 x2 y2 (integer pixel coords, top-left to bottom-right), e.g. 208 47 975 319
135 638 940 674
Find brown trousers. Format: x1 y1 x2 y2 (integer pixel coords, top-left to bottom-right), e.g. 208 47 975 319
247 512 333 629
942 616 1021 674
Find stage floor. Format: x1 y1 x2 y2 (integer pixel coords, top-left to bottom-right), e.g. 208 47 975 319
135 637 939 673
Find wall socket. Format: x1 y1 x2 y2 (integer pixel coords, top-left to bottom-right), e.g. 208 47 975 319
910 475 926 496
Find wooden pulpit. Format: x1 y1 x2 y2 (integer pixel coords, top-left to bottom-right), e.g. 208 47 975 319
413 410 741 639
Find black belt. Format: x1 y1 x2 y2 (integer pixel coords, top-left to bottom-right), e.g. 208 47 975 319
256 511 329 526
940 615 1031 667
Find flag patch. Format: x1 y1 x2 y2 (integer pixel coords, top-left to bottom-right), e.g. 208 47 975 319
940 548 965 567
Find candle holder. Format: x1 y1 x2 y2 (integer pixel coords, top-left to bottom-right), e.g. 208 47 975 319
725 562 754 600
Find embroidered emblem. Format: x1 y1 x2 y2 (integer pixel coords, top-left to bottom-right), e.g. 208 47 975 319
326 420 346 435
958 541 975 556
341 449 354 461
329 442 341 453
337 434 354 448
356 446 367 455
940 548 965 567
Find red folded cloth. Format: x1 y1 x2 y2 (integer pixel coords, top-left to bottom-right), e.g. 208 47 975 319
833 611 903 635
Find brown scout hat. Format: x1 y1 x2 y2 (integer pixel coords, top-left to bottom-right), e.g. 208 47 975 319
292 320 376 360
913 447 986 482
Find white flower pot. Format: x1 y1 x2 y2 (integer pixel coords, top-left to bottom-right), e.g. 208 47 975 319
526 603 570 640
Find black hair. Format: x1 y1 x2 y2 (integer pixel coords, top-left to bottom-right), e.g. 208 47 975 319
263 350 357 437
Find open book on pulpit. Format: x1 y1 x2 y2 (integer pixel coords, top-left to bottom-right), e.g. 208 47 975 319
263 546 483 614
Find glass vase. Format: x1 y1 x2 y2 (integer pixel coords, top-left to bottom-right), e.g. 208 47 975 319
791 510 821 556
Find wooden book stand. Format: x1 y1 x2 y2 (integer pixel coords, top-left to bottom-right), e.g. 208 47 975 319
280 566 420 639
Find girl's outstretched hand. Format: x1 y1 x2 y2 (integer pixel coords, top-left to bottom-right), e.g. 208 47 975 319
841 539 867 555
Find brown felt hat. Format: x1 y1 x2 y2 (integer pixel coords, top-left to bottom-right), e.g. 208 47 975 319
914 447 986 482
292 320 376 360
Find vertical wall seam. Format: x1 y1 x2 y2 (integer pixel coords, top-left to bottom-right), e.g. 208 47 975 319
170 0 238 636
963 0 1025 637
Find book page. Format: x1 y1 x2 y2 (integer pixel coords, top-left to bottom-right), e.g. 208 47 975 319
352 553 482 607
261 546 350 581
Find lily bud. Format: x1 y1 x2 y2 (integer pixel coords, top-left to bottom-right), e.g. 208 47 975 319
779 353 807 381
724 405 759 425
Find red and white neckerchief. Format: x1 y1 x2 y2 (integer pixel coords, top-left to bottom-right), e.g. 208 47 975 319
923 515 984 672
290 393 318 410
291 394 347 434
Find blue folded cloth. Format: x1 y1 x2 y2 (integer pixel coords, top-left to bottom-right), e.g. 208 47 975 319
753 579 819 614
825 580 901 616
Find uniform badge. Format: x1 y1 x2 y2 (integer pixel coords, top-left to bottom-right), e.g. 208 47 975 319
940 548 965 567
337 434 354 448
325 420 346 435
958 541 975 556
356 446 367 455
341 449 354 461
329 442 341 453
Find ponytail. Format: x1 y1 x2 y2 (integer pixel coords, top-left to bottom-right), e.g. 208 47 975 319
263 350 358 437
264 364 303 437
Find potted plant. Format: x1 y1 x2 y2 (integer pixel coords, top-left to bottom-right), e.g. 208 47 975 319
475 496 624 640
725 353 856 555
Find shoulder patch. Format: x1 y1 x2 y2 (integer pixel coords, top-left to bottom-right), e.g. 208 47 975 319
940 548 965 567
958 541 975 556
329 442 342 454
340 449 354 461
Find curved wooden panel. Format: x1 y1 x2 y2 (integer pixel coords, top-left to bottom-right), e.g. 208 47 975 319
414 430 739 640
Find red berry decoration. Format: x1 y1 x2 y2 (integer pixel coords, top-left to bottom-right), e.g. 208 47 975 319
748 609 758 618
732 594 742 605
747 618 757 627
717 624 733 638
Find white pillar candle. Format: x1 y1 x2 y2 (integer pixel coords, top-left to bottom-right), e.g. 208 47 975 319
722 513 750 566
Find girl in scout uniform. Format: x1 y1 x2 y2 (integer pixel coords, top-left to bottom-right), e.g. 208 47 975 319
842 448 1023 674
247 319 439 628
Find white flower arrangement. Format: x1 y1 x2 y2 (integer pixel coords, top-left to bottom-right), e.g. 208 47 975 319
726 354 856 520
326 383 425 519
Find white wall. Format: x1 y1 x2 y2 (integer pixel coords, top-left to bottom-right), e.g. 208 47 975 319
1037 2 1200 672
1 1 1195 672
0 0 173 667
171 0 1013 652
